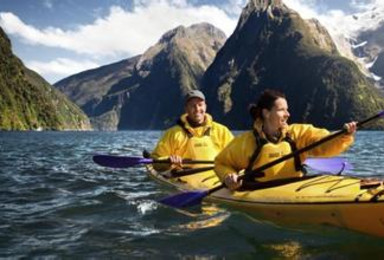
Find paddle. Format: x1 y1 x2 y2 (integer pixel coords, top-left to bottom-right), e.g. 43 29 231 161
165 157 350 178
168 166 215 178
93 155 213 168
93 153 350 175
304 157 353 174
159 110 384 208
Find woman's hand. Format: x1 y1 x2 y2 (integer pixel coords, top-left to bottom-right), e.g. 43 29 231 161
224 173 242 191
344 121 357 135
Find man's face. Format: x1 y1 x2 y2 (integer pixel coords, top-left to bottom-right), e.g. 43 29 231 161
185 97 207 125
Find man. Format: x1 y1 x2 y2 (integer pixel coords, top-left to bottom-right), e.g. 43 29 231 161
151 90 233 179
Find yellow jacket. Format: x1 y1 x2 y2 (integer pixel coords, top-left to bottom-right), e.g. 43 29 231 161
215 120 354 183
152 113 234 172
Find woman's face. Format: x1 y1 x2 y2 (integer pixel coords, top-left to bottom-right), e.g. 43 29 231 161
262 97 290 130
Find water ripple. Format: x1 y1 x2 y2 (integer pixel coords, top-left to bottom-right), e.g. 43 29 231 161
1 131 384 258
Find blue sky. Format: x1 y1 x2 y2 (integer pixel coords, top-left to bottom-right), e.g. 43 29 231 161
0 0 381 84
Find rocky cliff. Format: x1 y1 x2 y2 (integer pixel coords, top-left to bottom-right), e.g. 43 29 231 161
201 0 384 129
0 27 91 131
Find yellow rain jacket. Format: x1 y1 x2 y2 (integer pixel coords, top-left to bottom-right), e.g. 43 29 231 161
215 119 354 183
152 113 233 173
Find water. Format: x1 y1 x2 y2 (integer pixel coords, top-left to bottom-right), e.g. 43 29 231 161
1 131 384 258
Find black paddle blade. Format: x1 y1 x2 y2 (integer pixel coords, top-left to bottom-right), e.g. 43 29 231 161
93 155 152 168
158 190 209 208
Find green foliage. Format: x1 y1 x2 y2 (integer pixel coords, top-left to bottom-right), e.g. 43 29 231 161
0 27 91 131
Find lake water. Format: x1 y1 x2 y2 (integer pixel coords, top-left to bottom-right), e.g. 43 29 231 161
1 131 384 258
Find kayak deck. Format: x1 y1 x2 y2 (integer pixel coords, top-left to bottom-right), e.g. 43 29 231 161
147 165 384 237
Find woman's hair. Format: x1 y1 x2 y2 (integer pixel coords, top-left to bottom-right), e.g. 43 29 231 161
249 89 286 120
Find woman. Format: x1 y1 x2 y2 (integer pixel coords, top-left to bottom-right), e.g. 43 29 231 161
214 89 357 190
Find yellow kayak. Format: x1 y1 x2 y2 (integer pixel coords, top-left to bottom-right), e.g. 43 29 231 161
147 166 384 238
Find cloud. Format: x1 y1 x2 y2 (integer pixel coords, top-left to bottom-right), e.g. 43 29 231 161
350 0 378 11
218 0 248 17
284 0 384 38
284 0 320 19
0 1 238 59
43 0 54 9
26 58 99 81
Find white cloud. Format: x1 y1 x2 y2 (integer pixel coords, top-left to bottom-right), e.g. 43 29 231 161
134 0 188 8
350 0 375 11
26 58 99 81
0 1 238 59
220 0 248 16
43 0 54 9
284 0 320 19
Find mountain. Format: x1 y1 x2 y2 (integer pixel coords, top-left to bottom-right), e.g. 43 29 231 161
55 56 140 130
56 23 226 130
0 26 91 131
371 52 384 78
55 56 140 110
330 5 384 89
352 19 384 87
201 0 384 130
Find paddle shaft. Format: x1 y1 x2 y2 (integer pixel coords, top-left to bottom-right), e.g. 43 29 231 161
161 157 349 179
93 154 214 168
170 166 214 178
155 159 213 164
207 111 384 195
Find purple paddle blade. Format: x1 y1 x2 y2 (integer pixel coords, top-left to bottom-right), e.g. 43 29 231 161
304 157 353 173
158 190 208 208
93 155 153 168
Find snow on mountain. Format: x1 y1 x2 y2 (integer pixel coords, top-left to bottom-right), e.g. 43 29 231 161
284 1 384 88
320 5 384 88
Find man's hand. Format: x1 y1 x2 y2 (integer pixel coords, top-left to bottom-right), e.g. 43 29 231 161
169 155 183 169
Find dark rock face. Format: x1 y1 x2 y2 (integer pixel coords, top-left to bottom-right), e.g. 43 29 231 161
201 0 384 130
55 56 140 131
371 52 384 77
117 23 226 130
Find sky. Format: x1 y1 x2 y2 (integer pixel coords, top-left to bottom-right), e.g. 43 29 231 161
0 0 382 84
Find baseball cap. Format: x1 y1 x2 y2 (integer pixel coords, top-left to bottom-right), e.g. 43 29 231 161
185 90 205 102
